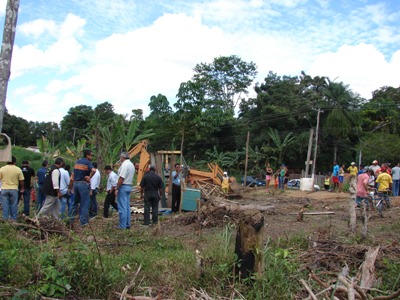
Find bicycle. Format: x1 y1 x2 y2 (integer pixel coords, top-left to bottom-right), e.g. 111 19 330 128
367 188 391 217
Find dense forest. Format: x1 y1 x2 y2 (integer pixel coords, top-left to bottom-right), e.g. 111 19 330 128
3 55 400 176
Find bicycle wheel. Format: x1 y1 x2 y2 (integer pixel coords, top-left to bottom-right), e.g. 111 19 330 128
376 200 384 217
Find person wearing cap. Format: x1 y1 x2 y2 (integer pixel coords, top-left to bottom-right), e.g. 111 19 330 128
376 166 392 194
0 156 24 220
69 149 96 226
347 162 358 194
139 165 163 225
115 152 135 229
391 162 400 197
221 172 230 194
369 160 381 177
20 160 36 216
103 165 118 218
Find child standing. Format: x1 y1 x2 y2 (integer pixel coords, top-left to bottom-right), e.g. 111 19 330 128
324 174 331 191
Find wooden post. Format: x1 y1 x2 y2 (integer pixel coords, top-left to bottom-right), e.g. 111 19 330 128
243 131 250 187
179 132 184 212
234 209 264 279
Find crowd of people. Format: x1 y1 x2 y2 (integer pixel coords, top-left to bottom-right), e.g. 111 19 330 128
0 150 165 230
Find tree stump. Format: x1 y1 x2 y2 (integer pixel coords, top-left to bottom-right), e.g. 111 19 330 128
234 209 264 279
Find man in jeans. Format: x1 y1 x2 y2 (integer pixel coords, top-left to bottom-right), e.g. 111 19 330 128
36 160 48 211
139 165 163 225
69 149 96 226
0 156 24 220
115 152 135 229
391 162 400 197
20 160 35 216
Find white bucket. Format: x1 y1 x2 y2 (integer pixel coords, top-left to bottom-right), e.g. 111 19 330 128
300 178 313 191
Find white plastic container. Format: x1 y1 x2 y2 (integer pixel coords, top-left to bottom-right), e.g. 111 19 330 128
300 178 313 191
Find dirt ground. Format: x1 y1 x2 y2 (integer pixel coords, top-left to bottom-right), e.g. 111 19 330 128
119 188 400 245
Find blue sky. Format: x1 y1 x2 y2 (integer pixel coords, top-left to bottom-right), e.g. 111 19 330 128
1 0 399 122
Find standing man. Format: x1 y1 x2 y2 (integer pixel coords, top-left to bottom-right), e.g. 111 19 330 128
89 162 100 219
369 160 381 177
347 162 358 194
391 162 400 197
376 166 392 195
116 152 135 229
139 165 163 225
20 160 35 216
332 161 340 192
69 149 96 226
37 157 64 219
103 165 118 218
171 163 181 213
0 156 24 220
355 166 370 207
59 162 70 219
36 160 48 211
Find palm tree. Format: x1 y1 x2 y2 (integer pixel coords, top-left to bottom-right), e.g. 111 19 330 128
263 128 296 165
322 80 358 161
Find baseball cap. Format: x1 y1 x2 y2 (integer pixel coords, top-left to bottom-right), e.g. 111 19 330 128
372 160 378 164
363 166 369 171
351 162 355 165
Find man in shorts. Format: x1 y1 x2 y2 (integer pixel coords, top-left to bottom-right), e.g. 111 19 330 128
332 161 339 192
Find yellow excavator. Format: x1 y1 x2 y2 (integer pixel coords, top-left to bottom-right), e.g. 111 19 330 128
126 140 151 186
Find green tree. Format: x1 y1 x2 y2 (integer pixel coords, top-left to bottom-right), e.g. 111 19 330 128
60 105 94 142
262 128 296 165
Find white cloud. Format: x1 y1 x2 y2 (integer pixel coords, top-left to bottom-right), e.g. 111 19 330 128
307 43 400 98
18 19 58 39
11 14 85 77
0 0 7 16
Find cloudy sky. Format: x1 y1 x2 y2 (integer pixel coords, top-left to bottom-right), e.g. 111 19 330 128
1 0 400 123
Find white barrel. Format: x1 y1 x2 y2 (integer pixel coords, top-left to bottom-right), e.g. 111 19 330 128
300 178 313 191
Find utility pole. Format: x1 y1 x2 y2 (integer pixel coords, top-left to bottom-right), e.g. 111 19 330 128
243 131 250 187
0 0 20 133
312 108 321 184
305 127 314 178
72 127 78 145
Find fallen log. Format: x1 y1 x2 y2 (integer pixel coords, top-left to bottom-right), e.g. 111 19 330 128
289 212 335 215
357 246 380 290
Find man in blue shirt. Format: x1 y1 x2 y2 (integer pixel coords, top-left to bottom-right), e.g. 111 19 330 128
69 149 96 226
36 160 48 212
332 161 340 193
171 163 181 213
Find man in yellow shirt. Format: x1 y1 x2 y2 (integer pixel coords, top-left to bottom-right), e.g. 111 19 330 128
0 156 24 220
347 162 358 194
376 166 392 193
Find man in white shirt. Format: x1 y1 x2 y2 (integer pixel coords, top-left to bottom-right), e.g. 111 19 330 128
103 165 118 218
59 162 71 219
89 162 101 219
116 152 135 229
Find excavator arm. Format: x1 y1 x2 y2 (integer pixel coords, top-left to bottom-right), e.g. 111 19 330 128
127 140 150 186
